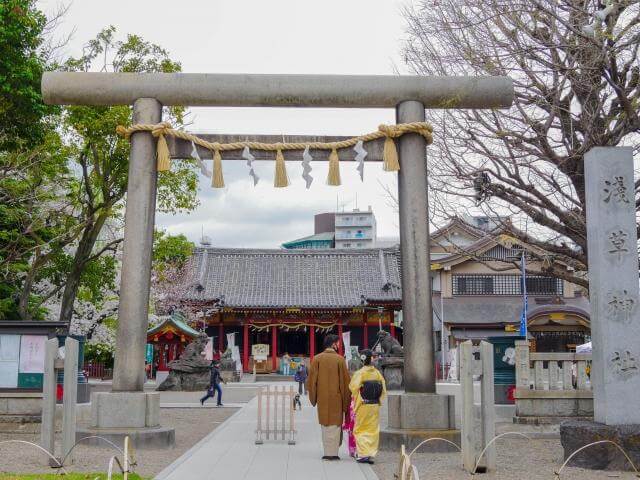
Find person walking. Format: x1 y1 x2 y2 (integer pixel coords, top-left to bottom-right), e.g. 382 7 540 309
200 360 226 406
307 334 351 461
282 352 291 375
294 363 308 395
349 349 386 464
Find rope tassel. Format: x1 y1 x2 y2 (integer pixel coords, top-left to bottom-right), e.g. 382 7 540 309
274 148 289 188
211 148 225 188
326 148 341 186
151 123 172 172
382 135 400 172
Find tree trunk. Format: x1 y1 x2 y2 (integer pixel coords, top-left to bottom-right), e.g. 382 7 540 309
58 213 108 325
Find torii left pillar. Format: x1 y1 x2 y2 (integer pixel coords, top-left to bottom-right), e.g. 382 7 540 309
81 98 175 448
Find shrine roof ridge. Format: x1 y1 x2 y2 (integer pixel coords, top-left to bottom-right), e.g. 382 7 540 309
177 246 402 309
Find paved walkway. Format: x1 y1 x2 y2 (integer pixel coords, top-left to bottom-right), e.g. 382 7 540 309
154 383 377 480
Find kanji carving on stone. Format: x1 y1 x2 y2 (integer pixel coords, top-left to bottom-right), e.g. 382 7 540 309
611 350 639 378
603 176 630 204
607 229 629 260
606 290 635 323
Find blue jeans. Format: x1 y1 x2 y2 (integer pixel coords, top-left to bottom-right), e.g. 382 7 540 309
200 383 222 405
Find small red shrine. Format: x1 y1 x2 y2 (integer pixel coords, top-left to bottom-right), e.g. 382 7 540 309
146 314 200 373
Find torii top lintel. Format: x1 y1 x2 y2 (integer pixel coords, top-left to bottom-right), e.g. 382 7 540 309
41 72 513 109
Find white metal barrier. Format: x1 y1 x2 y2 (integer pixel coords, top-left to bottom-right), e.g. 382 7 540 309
255 385 296 445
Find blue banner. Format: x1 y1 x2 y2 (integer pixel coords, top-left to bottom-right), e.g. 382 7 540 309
519 252 528 337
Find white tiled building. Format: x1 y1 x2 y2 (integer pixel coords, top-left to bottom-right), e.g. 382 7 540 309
334 207 377 249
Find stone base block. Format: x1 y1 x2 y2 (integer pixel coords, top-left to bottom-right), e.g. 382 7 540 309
560 420 640 470
514 415 592 426
380 427 461 452
76 426 175 450
387 392 455 430
91 391 160 429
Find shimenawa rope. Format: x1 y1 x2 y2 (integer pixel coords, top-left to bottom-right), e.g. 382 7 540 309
115 122 433 188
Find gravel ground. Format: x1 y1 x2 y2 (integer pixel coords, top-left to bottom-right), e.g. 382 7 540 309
371 437 638 480
0 407 238 479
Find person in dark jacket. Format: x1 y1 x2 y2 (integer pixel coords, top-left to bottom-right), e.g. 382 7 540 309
200 360 226 406
294 363 308 395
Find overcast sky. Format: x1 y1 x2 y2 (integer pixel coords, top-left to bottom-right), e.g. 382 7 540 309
39 0 416 247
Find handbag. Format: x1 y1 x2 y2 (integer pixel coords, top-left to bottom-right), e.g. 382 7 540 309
360 380 383 404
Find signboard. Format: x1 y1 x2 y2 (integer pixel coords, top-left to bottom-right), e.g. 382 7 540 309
146 343 154 364
252 344 269 361
18 372 43 389
0 335 20 388
19 335 46 373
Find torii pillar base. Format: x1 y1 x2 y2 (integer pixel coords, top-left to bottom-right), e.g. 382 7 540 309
379 392 459 452
80 391 175 450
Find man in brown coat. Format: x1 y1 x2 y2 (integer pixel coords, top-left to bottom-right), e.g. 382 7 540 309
307 334 351 460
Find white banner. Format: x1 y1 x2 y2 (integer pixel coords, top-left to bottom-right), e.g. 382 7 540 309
0 335 20 388
232 346 242 372
204 337 214 361
226 332 235 349
19 335 46 374
342 331 352 361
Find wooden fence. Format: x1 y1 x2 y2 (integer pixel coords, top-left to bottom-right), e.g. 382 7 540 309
514 340 592 419
255 385 296 445
83 362 113 380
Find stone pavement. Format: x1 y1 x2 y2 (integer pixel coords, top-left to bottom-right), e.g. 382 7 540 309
154 383 378 480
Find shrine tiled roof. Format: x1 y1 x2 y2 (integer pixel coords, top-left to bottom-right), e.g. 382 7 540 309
147 315 200 338
178 247 402 309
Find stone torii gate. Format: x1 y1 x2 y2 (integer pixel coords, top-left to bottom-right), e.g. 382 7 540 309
42 72 513 446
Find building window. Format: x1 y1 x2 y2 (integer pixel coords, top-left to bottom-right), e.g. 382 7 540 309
359 216 365 220
356 243 362 247
452 274 563 296
343 243 351 247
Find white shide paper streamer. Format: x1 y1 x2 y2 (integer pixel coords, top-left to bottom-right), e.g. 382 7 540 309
242 146 259 186
354 140 367 181
302 146 313 189
191 141 212 178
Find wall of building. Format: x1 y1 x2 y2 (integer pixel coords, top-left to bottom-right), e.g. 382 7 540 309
314 213 335 234
334 208 377 249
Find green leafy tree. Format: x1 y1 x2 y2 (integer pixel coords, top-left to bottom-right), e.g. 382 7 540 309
52 27 199 324
0 0 50 150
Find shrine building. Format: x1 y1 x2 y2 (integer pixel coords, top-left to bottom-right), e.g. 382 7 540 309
174 247 402 373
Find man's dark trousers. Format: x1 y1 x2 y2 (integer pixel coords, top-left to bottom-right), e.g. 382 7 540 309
200 383 222 405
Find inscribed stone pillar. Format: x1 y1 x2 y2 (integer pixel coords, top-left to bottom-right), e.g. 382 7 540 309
585 147 640 425
397 100 435 393
112 98 162 392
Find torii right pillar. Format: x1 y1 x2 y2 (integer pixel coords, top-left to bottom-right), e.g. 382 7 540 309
381 100 458 451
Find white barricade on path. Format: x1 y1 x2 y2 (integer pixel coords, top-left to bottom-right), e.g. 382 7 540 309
255 385 296 445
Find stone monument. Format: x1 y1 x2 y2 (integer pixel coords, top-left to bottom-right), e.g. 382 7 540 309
560 147 640 470
157 333 211 391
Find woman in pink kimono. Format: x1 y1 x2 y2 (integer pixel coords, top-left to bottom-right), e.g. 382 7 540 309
342 398 357 457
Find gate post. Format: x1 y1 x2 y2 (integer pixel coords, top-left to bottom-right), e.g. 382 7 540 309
113 98 162 392
83 98 174 447
382 100 458 450
397 100 434 393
